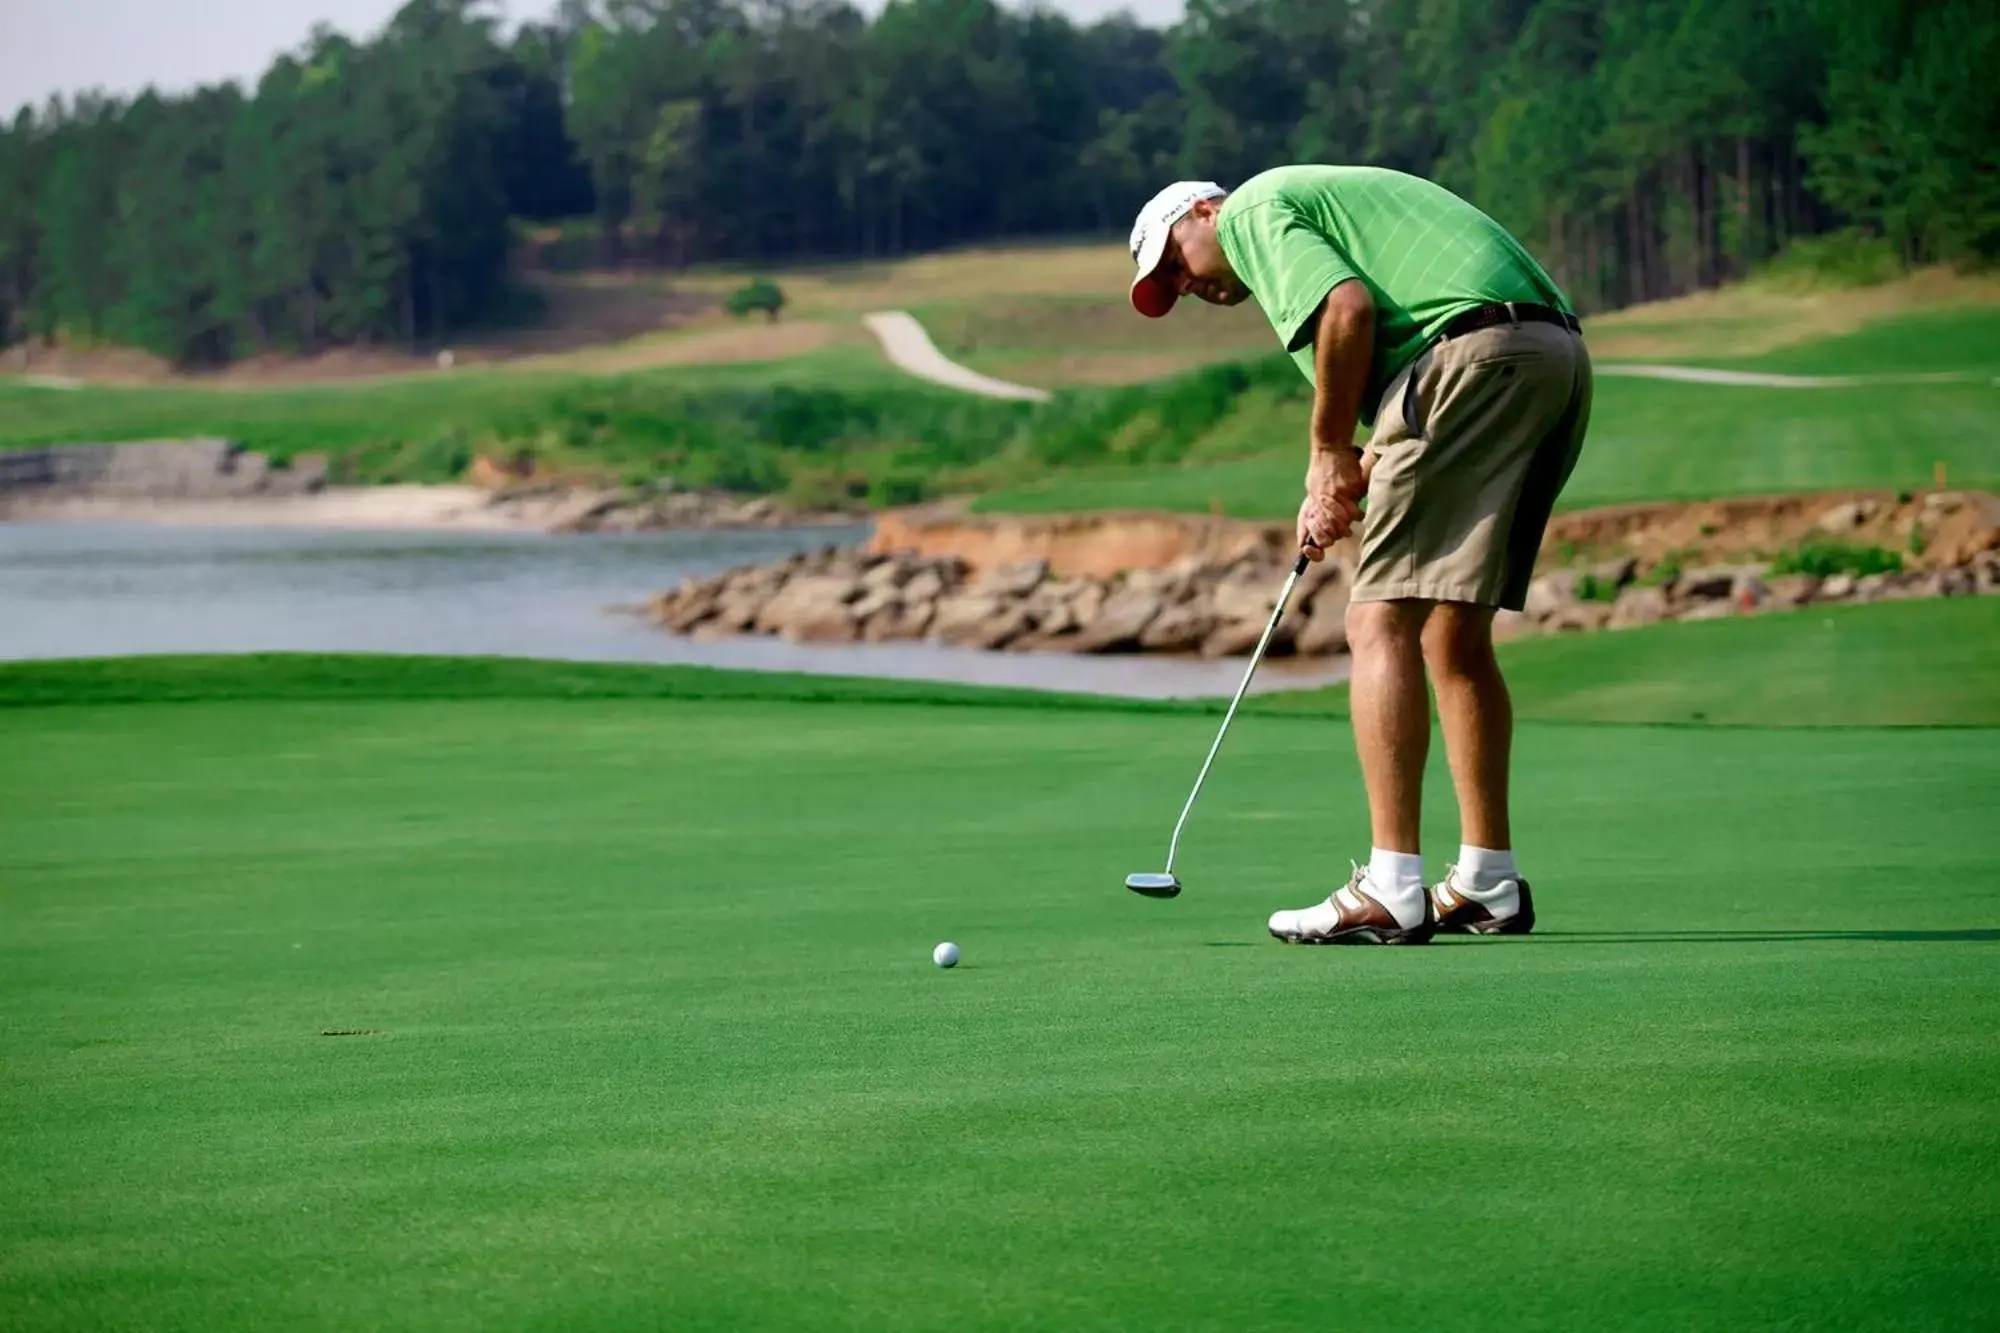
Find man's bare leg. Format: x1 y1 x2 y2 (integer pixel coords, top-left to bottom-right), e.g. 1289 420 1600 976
1423 602 1533 930
1346 598 1433 852
1421 603 1510 850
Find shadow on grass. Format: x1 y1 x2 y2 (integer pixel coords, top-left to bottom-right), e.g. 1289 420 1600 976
1521 928 2000 945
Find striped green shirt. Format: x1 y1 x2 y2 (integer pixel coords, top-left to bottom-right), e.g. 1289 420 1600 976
1216 165 1572 424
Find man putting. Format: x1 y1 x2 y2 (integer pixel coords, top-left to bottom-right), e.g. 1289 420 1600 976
1129 166 1592 944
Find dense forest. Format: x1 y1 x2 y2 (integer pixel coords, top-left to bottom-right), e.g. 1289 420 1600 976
0 0 1992 365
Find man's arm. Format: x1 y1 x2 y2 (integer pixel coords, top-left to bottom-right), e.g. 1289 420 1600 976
1309 278 1375 457
1298 279 1374 556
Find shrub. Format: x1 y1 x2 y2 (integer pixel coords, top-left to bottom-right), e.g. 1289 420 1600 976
1769 541 1904 579
1574 573 1621 603
1754 230 1903 292
726 279 787 322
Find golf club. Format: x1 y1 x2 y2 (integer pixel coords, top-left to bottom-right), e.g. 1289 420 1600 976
1126 550 1314 898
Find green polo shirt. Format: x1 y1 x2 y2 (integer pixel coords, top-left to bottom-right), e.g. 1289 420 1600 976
1216 165 1573 425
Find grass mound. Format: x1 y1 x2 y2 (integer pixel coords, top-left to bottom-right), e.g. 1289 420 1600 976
1259 597 2000 728
976 373 2000 517
0 653 1199 716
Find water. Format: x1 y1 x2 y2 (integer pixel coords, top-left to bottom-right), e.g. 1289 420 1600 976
0 521 1347 700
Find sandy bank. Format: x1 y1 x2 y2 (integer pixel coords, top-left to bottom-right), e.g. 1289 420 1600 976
0 485 542 532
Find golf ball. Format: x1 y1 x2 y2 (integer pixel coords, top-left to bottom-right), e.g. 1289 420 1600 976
932 941 960 969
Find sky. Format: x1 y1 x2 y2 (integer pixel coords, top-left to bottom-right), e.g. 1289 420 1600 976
0 0 1187 118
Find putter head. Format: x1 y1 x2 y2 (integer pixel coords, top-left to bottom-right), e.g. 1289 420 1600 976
1125 872 1182 899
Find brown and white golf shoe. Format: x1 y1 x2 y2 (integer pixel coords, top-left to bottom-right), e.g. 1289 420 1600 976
1267 866 1436 946
1430 867 1536 936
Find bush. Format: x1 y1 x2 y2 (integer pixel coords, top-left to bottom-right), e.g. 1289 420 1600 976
726 278 787 322
1754 230 1904 292
1769 542 1904 579
868 472 929 508
1574 572 1621 603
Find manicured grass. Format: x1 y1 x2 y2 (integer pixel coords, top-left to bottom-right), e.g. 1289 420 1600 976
1260 596 2000 728
976 374 2000 517
0 345 910 473
0 652 1191 715
1707 304 2000 377
2 657 1996 1330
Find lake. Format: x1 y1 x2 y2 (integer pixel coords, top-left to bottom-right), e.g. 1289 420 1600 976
0 521 1347 700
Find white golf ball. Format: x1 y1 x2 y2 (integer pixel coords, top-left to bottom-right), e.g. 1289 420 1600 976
932 941 960 969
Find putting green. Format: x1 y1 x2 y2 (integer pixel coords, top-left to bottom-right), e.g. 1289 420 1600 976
2 654 1997 1329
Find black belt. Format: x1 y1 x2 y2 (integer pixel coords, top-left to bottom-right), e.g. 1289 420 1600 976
1439 302 1581 340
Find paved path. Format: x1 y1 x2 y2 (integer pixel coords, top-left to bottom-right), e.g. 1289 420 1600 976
1595 363 1984 388
861 308 1989 399
861 311 1052 402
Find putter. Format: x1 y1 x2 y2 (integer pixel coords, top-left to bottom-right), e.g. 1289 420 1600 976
1126 550 1314 899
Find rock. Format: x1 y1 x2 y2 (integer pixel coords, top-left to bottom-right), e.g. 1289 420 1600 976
1031 600 1079 637
1817 500 1873 533
1524 571 1579 621
786 605 860 642
861 558 912 591
1199 615 1296 657
1139 606 1216 653
1609 584 1670 628
865 601 935 641
1763 573 1820 609
1678 599 1735 622
1208 573 1287 624
1939 567 1976 597
903 567 951 604
1854 572 1892 601
1819 572 1856 600
1068 581 1109 627
547 489 624 533
1073 589 1165 653
1889 570 1944 600
724 563 790 597
973 559 1050 599
1294 587 1351 655
1124 566 1196 604
931 595 1032 650
1974 553 2000 594
1548 601 1614 632
1674 565 1759 601
752 575 861 635
848 586 901 623
710 590 771 632
663 589 722 633
1491 609 1534 641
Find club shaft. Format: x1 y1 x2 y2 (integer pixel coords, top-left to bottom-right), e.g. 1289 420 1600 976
1164 555 1309 874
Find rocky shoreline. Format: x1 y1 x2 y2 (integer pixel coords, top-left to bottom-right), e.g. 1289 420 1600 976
0 440 854 533
647 546 1355 657
646 489 2000 659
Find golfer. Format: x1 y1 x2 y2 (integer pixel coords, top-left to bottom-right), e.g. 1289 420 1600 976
1128 166 1592 944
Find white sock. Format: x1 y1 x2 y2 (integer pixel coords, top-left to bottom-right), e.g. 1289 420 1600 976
1366 848 1426 928
1456 845 1520 910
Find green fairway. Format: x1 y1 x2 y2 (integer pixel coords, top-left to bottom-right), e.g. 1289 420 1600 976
1708 305 2000 377
3 655 1998 1330
975 373 2000 517
1260 597 2000 728
0 345 909 476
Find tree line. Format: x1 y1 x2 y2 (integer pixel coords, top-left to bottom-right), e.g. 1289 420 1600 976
0 0 1991 366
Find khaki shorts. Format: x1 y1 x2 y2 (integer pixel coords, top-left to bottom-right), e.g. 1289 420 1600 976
1353 320 1592 612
